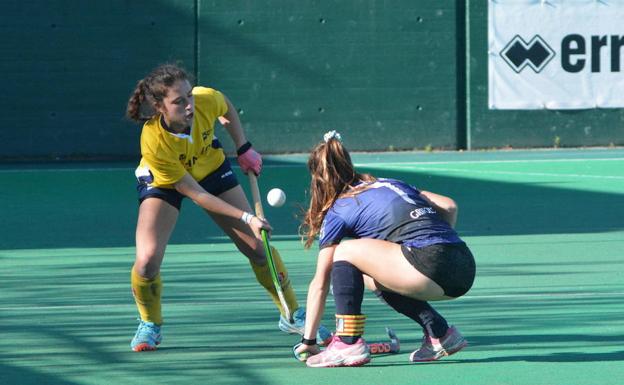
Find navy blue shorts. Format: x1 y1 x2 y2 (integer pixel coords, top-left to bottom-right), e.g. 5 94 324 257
137 159 239 211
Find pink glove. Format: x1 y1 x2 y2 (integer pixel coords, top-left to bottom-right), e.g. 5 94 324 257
237 142 262 175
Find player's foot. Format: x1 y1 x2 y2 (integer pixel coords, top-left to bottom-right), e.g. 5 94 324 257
278 307 332 345
409 326 467 362
131 321 162 352
306 335 371 368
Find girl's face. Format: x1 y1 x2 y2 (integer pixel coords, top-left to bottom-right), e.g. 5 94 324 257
157 79 194 132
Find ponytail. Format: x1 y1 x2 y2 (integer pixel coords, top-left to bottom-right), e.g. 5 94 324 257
126 79 150 122
300 133 375 248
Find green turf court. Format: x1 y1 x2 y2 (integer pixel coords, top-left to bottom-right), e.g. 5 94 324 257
1 149 623 385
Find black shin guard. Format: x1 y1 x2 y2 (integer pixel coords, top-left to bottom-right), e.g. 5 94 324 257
332 261 364 314
332 261 365 344
375 290 449 338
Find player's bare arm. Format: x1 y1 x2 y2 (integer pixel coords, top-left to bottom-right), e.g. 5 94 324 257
218 95 247 149
296 246 335 358
419 190 458 228
174 173 271 238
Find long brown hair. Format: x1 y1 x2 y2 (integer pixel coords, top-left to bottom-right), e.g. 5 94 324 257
126 64 191 123
300 135 376 248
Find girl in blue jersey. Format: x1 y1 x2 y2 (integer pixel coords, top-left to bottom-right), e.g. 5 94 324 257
295 131 476 367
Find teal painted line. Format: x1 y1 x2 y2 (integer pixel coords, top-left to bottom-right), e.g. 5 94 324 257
1 157 622 173
391 166 624 180
1 149 623 172
366 157 624 166
266 148 624 163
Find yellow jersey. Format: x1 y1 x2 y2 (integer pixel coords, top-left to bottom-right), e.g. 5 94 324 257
137 87 228 188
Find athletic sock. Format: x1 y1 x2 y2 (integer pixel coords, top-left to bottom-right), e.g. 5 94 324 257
374 290 449 338
249 246 298 317
332 261 366 344
131 268 163 325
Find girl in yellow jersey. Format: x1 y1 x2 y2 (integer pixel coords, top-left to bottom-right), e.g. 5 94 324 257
125 64 329 351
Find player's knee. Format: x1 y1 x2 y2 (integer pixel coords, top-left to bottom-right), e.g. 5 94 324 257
133 261 161 279
248 253 266 266
134 251 163 278
239 241 265 265
446 199 458 215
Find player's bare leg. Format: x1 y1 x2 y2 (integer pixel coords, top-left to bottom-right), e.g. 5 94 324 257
131 198 178 351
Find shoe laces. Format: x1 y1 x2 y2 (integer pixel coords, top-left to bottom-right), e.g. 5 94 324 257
291 308 306 327
136 322 159 337
414 334 437 355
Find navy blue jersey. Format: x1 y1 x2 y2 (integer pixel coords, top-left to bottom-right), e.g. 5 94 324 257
318 178 462 249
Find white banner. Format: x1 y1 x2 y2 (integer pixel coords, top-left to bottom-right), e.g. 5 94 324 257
488 0 624 109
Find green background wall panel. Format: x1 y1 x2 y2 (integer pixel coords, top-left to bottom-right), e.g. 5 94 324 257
0 1 196 159
198 1 459 153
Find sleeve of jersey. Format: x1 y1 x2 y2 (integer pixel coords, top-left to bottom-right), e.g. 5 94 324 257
193 87 228 117
318 212 348 249
142 143 186 186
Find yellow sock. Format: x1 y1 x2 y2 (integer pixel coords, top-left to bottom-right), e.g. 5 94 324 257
336 314 366 337
250 246 299 317
131 269 163 325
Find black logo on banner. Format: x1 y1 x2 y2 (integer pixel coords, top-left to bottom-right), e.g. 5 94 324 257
501 35 555 73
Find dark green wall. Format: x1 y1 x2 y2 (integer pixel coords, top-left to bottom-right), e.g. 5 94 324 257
197 1 458 153
0 1 621 161
0 1 195 159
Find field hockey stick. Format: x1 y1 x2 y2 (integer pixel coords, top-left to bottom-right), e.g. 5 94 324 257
367 327 400 354
293 327 400 361
248 173 294 323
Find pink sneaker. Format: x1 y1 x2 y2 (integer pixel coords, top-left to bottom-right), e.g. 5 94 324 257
409 326 467 362
306 335 371 368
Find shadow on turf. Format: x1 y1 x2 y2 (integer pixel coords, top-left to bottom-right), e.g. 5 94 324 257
446 332 624 364
455 350 624 364
373 349 624 366
1 158 623 249
0 363 82 385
